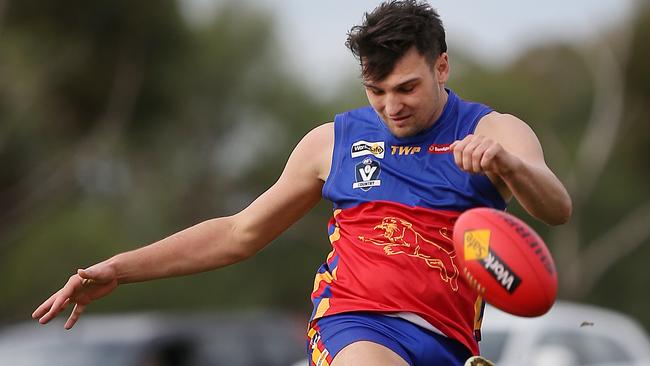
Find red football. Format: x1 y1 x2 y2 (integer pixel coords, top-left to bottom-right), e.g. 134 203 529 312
452 207 557 317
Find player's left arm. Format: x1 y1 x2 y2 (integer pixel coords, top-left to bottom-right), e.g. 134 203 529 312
451 112 572 226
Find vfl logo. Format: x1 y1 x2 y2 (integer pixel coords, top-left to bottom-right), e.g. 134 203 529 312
351 140 385 159
358 217 459 291
353 158 381 191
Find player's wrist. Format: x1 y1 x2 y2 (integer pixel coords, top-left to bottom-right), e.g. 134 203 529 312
102 256 125 285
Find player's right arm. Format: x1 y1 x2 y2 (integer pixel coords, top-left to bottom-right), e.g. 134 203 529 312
32 122 334 329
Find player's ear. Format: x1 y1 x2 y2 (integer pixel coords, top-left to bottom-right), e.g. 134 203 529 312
434 53 450 84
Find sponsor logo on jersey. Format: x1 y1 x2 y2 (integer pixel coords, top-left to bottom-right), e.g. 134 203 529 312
353 158 381 191
428 143 452 154
480 250 522 294
390 145 421 155
351 140 385 159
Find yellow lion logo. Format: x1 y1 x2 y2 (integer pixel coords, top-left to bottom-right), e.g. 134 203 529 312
358 217 459 292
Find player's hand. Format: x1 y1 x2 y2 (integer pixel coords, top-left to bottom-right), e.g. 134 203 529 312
450 134 519 175
32 263 118 329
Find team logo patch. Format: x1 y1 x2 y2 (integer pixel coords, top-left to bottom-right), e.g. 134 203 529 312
351 140 385 159
358 218 459 291
353 158 381 191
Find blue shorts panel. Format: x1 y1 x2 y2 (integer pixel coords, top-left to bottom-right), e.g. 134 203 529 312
307 312 471 366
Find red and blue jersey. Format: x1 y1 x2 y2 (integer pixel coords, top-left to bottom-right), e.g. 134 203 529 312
310 89 507 355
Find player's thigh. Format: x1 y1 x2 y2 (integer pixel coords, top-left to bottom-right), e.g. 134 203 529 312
331 341 410 366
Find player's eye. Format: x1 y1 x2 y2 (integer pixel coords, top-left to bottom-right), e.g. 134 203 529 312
399 85 415 93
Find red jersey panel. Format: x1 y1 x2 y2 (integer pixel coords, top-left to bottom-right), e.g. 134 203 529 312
311 201 480 354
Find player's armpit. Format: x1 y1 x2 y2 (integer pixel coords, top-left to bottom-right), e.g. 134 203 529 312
229 122 334 255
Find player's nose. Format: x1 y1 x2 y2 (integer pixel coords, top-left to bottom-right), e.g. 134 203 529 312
384 93 404 116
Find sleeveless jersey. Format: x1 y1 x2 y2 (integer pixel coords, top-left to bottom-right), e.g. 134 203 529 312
309 89 507 355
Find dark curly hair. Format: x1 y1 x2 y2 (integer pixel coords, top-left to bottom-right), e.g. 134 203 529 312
346 0 447 81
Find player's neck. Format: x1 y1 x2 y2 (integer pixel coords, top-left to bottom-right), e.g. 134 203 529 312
427 88 449 129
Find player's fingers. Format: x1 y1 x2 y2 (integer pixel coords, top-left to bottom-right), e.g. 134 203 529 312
480 145 500 172
81 277 97 288
462 136 483 171
79 263 118 286
78 267 105 283
451 141 462 167
45 295 71 321
38 298 70 325
451 135 472 169
64 303 86 330
472 140 494 173
32 292 58 319
470 145 485 173
49 287 74 312
40 276 80 323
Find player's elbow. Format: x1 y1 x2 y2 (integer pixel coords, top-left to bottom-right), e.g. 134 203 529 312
220 237 257 263
224 233 259 264
228 216 270 261
200 216 260 267
546 196 573 226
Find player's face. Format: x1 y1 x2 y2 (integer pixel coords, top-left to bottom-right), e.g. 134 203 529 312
363 47 449 138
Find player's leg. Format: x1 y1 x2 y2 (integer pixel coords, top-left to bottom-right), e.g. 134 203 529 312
331 341 409 366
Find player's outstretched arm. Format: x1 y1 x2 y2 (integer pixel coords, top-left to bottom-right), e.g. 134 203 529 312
451 113 572 226
32 123 333 329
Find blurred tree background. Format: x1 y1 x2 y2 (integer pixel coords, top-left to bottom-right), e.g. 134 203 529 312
1 0 648 334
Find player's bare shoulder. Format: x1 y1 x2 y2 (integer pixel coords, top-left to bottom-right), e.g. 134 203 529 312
291 122 334 182
476 112 534 138
477 112 544 150
475 112 543 161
